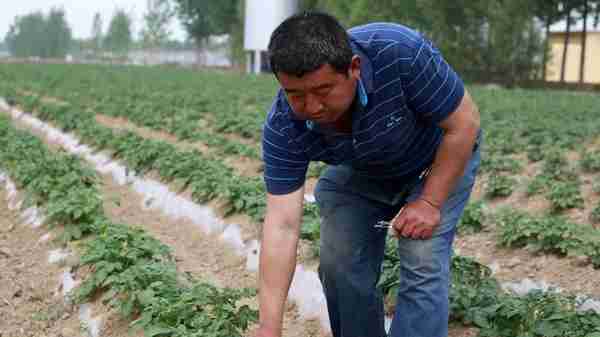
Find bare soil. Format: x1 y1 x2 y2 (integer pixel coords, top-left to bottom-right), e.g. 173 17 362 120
4 100 600 337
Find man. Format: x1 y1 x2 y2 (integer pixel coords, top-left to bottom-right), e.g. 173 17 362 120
255 11 481 337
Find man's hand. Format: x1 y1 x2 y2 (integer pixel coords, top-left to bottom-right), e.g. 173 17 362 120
390 198 441 240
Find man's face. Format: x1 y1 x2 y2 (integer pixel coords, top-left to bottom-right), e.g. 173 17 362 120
277 56 361 124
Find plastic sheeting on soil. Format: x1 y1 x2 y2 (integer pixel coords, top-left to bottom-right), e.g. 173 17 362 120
7 100 599 332
304 194 316 203
0 99 333 333
61 269 77 297
79 303 102 337
0 170 100 336
500 278 600 314
48 248 71 264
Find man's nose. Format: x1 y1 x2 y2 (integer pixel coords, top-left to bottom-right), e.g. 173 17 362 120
305 93 322 116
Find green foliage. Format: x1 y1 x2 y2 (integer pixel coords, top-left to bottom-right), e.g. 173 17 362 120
0 112 257 336
547 181 584 212
379 240 600 336
449 256 502 328
173 0 239 45
5 8 72 58
301 203 321 257
74 222 258 335
132 282 257 337
494 208 600 267
141 0 175 48
458 200 486 234
91 13 103 55
593 181 600 194
481 155 523 174
5 61 600 336
0 118 102 241
580 150 600 173
526 149 583 210
104 9 132 55
485 175 515 198
591 203 600 223
378 237 402 306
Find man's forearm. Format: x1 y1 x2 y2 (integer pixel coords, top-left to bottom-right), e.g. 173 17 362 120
420 127 479 207
258 222 300 334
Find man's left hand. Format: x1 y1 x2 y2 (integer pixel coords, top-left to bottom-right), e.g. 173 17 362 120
390 198 441 240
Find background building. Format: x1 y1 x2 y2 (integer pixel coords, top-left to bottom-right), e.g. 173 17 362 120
546 21 600 84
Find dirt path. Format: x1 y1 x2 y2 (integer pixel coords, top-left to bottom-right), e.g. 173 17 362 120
0 174 141 337
0 180 69 337
1 107 327 336
4 102 599 337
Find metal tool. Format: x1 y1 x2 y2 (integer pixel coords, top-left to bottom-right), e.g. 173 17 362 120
374 206 405 230
373 166 431 231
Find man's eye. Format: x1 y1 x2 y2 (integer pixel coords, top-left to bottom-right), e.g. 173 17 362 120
315 88 332 96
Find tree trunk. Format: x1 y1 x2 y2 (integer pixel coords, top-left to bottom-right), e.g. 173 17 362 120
543 20 550 81
580 0 588 83
560 9 572 83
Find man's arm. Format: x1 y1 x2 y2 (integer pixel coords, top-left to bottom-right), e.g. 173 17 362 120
256 185 305 337
419 89 480 208
394 90 480 239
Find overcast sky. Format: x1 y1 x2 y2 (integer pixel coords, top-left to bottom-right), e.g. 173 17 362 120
0 0 187 41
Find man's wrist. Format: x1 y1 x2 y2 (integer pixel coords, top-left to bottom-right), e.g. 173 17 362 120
418 196 442 210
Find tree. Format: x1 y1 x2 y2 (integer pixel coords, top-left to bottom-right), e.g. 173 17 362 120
560 3 576 82
580 0 589 83
532 0 563 80
105 9 133 56
91 12 103 55
5 9 72 58
141 0 175 48
173 0 238 46
45 8 72 58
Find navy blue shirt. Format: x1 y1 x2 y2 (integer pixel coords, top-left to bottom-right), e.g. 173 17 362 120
262 23 465 195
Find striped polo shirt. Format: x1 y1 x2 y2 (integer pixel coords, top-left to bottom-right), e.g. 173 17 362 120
262 23 465 195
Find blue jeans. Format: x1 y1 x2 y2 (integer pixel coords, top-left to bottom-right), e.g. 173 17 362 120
314 143 481 337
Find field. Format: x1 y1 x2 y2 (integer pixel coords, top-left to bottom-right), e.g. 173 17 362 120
1 63 600 337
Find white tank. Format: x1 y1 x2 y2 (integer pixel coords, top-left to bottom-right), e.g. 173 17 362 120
244 0 298 51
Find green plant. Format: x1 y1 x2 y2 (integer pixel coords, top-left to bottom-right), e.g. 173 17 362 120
458 200 486 233
485 175 515 198
580 150 600 173
591 203 600 223
300 203 321 257
593 181 600 194
547 181 584 212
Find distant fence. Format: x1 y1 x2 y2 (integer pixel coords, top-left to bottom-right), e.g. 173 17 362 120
518 80 600 92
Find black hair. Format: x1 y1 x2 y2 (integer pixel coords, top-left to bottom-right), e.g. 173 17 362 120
268 11 353 77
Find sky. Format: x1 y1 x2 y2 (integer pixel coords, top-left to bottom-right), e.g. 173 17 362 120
0 0 187 41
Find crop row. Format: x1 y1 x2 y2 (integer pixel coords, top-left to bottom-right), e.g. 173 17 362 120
0 64 263 161
0 113 257 336
5 98 600 337
380 242 600 337
4 64 600 156
4 63 600 193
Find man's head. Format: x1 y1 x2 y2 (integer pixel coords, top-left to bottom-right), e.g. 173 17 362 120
268 11 361 124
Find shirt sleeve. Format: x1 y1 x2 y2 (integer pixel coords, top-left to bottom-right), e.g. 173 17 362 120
262 98 309 195
400 36 465 124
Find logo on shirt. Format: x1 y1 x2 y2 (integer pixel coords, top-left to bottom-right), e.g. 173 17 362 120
386 115 404 128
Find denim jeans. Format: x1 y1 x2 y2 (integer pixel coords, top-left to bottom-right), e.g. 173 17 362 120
314 141 481 337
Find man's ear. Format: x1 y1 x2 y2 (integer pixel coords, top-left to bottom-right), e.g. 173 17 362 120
349 55 361 80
